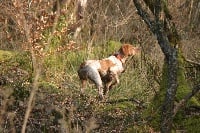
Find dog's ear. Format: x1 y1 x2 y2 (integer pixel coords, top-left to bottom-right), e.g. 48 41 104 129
119 44 140 56
119 44 129 56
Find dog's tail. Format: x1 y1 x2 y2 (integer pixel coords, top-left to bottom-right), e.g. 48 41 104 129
79 62 86 69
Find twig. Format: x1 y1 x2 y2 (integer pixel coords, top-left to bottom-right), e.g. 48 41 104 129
19 1 40 132
185 58 200 66
21 68 40 133
104 98 145 108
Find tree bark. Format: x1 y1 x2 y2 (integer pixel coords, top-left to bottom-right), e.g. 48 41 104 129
133 0 178 132
160 53 177 133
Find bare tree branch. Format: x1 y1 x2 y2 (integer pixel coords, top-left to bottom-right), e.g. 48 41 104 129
105 98 145 108
20 2 40 132
133 0 174 58
132 0 153 31
173 84 200 117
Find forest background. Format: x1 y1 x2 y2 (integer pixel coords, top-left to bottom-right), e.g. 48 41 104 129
0 0 200 132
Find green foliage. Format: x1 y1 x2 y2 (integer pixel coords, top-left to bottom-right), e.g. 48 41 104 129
0 50 14 76
12 82 30 101
0 0 199 132
13 52 32 72
1 6 198 132
57 15 68 31
66 51 86 71
38 81 60 93
44 54 65 70
182 116 200 133
42 14 70 51
0 51 31 101
176 52 200 106
104 41 122 55
0 50 32 81
96 101 141 132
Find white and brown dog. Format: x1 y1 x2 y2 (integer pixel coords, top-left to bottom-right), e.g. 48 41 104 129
77 44 140 99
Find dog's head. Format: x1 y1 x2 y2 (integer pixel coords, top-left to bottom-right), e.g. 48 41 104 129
119 44 140 57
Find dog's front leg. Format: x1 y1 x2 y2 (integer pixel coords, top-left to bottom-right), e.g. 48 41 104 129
108 74 119 90
103 81 112 95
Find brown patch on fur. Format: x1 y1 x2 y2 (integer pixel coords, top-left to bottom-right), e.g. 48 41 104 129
99 59 115 72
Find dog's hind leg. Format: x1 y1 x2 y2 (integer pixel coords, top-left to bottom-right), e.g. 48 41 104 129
91 72 104 100
87 69 104 100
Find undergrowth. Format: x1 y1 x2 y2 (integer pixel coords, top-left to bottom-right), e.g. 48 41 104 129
0 11 199 132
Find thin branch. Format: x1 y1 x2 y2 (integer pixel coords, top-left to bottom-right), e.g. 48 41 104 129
104 98 145 108
133 0 153 30
21 68 40 133
21 8 40 133
173 83 200 117
21 0 62 132
133 0 174 59
185 58 200 66
44 0 61 53
188 0 194 21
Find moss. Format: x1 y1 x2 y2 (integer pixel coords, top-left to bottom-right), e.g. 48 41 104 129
0 50 14 62
176 51 200 106
0 51 32 103
182 116 200 133
145 50 200 131
0 50 32 78
143 59 167 130
100 101 136 113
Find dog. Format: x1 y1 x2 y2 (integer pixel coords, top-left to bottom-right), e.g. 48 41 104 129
77 44 140 99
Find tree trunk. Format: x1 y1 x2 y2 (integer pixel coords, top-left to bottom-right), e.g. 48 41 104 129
133 0 178 132
160 54 177 133
133 0 200 132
